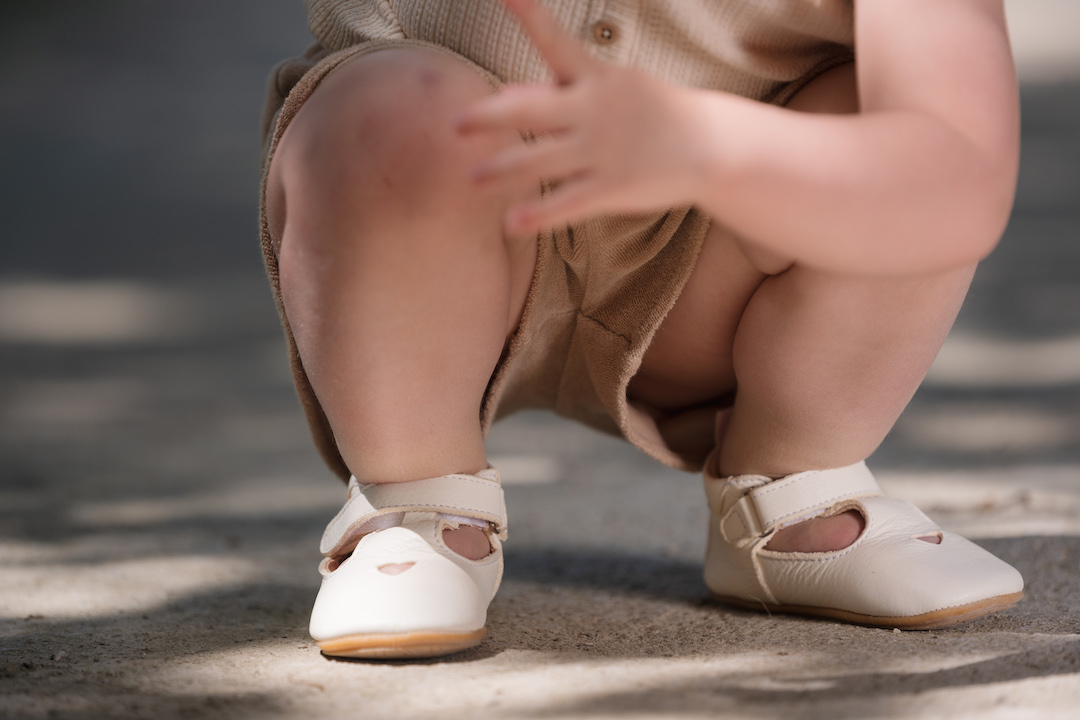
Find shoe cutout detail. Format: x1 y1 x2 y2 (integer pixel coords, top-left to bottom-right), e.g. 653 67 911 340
704 460 1024 628
378 562 415 575
310 470 507 659
765 508 865 553
913 531 943 545
442 525 495 560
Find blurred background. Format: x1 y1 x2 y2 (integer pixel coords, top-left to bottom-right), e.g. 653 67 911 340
0 2 1079 716
2 0 1078 514
0 0 1078 569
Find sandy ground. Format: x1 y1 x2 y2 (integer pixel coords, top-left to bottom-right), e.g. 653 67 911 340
2 2 1079 718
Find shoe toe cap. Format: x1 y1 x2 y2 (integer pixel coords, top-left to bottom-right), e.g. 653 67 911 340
763 502 1024 619
309 531 490 640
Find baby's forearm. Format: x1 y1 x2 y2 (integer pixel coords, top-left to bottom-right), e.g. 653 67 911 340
461 0 1018 270
686 90 1017 276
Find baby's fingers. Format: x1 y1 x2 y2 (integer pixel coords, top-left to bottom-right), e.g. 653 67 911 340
472 136 586 186
505 176 608 234
456 84 571 135
501 0 590 85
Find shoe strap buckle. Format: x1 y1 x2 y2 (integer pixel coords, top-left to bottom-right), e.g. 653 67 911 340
720 494 766 547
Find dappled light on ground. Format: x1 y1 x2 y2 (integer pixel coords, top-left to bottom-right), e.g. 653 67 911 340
2 0 1079 718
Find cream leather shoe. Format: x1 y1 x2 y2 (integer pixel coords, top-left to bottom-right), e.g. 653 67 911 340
704 460 1024 629
309 469 507 659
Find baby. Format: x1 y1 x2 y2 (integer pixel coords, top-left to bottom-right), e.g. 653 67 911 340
260 0 1023 658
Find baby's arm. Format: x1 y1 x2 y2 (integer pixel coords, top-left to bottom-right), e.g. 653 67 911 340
459 0 1019 276
692 0 1018 275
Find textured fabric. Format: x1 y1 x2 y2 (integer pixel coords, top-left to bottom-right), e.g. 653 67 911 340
260 1 856 481
304 0 854 101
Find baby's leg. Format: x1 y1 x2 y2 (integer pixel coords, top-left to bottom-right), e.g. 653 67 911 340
719 264 973 479
266 49 537 560
267 48 536 484
631 63 975 551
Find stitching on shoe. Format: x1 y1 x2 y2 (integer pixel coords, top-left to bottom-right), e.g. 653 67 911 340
325 475 508 556
326 505 506 556
352 474 504 500
339 500 506 529
361 501 502 515
749 536 780 605
343 506 505 537
767 493 868 528
428 473 503 488
755 483 878 531
753 470 820 498
361 475 506 518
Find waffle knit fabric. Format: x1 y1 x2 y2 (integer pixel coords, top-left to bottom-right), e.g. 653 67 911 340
260 0 855 481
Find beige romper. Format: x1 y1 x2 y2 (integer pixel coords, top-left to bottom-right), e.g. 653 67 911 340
260 0 855 482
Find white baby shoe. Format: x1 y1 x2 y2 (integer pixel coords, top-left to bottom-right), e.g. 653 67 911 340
704 460 1024 628
309 469 507 658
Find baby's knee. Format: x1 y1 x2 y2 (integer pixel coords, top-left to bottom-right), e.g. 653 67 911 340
279 48 504 196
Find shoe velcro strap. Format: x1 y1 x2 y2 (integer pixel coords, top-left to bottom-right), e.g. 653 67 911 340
320 469 507 556
720 462 881 546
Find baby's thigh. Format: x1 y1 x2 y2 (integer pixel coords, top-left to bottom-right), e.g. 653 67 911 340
265 45 538 334
628 222 767 410
628 63 860 410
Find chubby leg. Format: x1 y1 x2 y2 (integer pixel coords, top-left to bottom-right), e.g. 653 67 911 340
630 63 975 551
268 48 536 482
266 48 538 558
719 264 973 479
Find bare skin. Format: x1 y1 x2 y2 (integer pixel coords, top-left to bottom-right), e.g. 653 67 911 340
267 49 537 559
463 0 1018 272
628 63 974 551
269 0 1018 560
458 0 1015 552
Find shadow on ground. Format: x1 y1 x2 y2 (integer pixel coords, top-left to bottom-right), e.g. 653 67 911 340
2 1 1080 717
3 531 1078 719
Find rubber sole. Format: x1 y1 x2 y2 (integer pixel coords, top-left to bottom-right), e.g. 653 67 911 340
316 628 486 659
711 591 1023 630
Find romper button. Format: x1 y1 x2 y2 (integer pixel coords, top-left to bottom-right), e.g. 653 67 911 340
592 21 617 45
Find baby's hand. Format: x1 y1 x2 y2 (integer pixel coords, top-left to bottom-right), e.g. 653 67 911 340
456 0 704 234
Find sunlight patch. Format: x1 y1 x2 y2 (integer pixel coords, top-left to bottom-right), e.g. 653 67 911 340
0 555 254 620
1007 0 1080 82
68 478 342 527
896 406 1080 453
0 278 198 344
877 465 1080 538
487 454 563 485
926 333 1080 388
